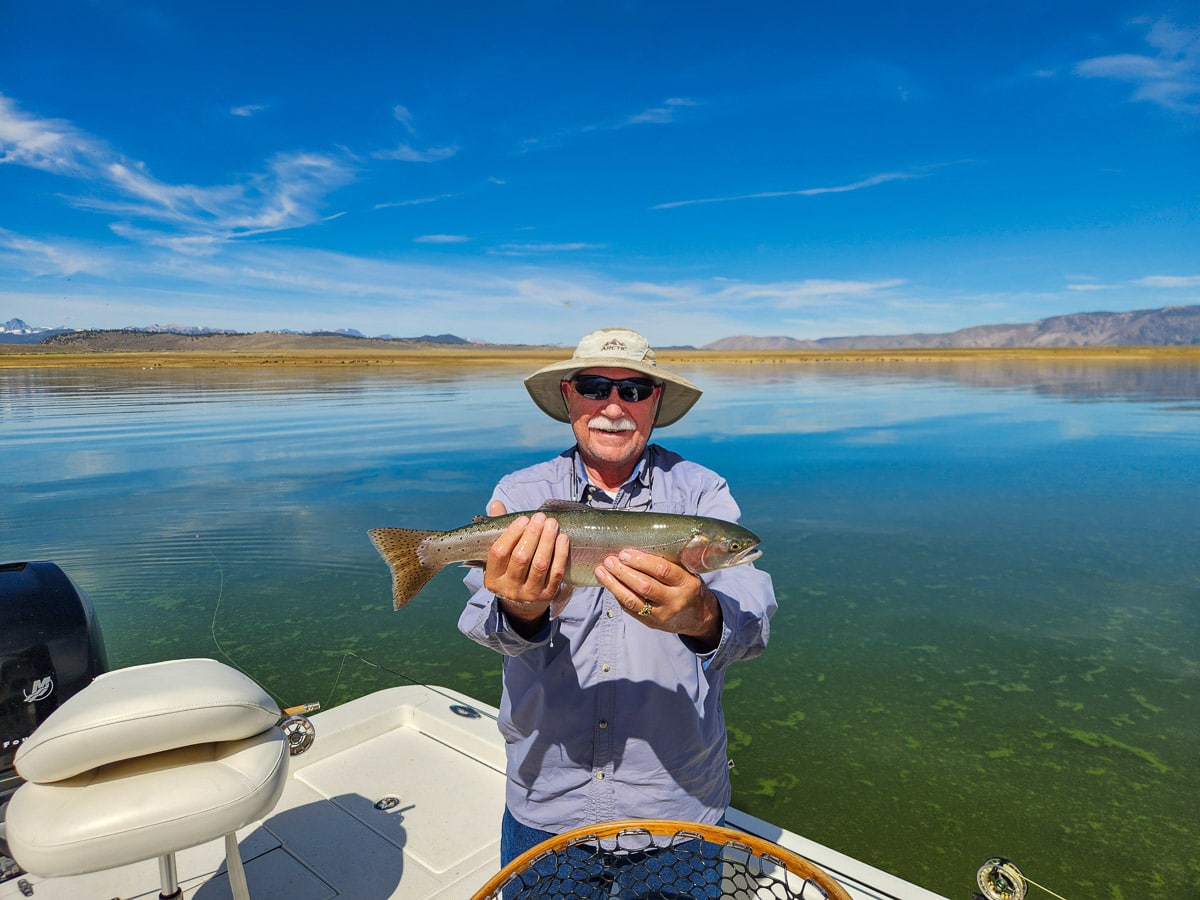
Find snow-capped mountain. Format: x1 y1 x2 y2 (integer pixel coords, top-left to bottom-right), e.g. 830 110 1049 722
0 318 75 344
2 318 43 335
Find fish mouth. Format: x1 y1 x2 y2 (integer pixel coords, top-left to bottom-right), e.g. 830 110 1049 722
733 546 763 566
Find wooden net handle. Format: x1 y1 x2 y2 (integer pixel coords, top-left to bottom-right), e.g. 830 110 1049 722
470 818 853 900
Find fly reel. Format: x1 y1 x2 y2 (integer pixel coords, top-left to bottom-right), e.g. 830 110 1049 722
279 702 320 755
976 858 1069 900
977 858 1027 900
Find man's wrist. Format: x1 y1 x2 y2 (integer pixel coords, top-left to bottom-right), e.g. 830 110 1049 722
685 587 723 652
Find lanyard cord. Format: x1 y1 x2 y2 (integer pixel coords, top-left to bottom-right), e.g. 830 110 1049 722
572 446 655 511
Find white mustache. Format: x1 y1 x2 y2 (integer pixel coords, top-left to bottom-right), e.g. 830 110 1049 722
588 416 637 433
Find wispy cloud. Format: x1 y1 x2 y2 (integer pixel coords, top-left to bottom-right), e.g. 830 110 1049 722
0 228 109 277
522 97 703 153
86 151 355 239
0 93 356 253
701 277 905 308
1068 273 1200 291
0 92 103 176
374 193 457 209
392 104 416 133
1133 274 1200 287
374 103 457 161
1065 275 1121 291
230 103 267 118
7 227 1152 346
652 171 921 210
616 97 702 127
492 242 606 255
372 143 458 162
1075 18 1200 113
4 224 916 338
414 234 470 244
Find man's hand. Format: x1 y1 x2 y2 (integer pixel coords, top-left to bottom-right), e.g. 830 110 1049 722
593 549 723 651
483 502 572 636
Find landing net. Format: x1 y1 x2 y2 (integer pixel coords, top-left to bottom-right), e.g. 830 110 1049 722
470 819 852 900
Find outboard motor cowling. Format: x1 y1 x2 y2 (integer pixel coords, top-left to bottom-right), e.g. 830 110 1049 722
1 561 108 802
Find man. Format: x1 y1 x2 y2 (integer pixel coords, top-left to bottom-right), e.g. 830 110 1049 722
458 327 776 866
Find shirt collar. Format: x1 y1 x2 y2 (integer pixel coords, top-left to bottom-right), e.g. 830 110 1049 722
572 445 655 505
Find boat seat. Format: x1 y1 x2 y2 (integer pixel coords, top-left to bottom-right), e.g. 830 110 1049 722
5 658 288 900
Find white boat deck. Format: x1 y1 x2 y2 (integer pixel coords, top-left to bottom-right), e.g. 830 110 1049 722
1 684 951 900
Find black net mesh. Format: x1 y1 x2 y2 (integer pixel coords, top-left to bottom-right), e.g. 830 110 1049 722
475 825 843 900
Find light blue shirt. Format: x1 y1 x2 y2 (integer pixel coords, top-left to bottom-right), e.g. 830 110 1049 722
458 444 777 833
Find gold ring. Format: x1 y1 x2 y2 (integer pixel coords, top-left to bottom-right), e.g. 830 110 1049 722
638 601 653 617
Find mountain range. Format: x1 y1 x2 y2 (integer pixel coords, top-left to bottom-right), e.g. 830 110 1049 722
703 305 1200 350
0 319 471 347
3 305 1199 349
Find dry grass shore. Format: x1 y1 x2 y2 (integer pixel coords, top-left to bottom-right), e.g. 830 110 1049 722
1 332 1198 369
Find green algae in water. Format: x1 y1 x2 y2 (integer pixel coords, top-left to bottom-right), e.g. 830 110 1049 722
8 363 1199 900
1060 728 1172 775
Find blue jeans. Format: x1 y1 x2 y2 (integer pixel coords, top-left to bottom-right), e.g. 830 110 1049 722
498 807 725 899
501 807 557 867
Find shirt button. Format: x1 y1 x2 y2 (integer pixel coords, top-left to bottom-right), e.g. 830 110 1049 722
595 771 605 780
601 663 610 673
606 609 614 618
599 720 608 729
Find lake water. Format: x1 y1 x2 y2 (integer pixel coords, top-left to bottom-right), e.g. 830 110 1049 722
2 360 1197 898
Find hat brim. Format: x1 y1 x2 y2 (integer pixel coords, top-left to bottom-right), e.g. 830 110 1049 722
524 356 701 427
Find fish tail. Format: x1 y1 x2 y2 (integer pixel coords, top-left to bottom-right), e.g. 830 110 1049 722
368 527 440 610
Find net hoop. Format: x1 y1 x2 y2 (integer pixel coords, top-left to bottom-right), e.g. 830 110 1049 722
470 818 853 900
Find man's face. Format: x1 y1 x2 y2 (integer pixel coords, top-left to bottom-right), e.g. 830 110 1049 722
561 367 661 475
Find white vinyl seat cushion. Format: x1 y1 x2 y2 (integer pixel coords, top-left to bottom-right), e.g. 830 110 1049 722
5 658 289 880
14 657 282 783
6 720 288 877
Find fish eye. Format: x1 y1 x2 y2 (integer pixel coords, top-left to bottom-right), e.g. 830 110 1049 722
729 541 742 551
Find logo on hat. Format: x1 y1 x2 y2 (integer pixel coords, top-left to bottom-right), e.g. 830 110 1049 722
601 339 628 352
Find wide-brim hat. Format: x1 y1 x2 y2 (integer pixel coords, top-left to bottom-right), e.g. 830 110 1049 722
524 327 702 427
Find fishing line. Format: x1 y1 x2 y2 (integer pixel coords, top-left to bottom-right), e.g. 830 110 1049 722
320 649 479 714
198 533 479 715
323 650 418 708
199 534 290 707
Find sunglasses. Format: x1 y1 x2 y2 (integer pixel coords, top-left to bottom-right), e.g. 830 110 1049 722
570 375 659 403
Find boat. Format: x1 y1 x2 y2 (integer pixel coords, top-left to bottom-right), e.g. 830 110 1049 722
0 561 958 900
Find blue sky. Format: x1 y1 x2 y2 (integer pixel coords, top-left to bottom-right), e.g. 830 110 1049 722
1 2 1197 346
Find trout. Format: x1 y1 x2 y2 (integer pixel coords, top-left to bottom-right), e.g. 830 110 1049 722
369 500 762 610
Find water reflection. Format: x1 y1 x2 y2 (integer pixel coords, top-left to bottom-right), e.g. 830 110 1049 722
1 361 1197 900
668 358 1199 397
800 358 1200 403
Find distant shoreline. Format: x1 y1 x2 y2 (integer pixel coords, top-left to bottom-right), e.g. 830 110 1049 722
2 344 1198 368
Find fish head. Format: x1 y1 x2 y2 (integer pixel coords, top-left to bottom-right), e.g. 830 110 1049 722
678 523 762 574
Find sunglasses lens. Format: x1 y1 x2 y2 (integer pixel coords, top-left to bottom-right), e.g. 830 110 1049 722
571 376 608 399
573 376 657 402
615 381 654 402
